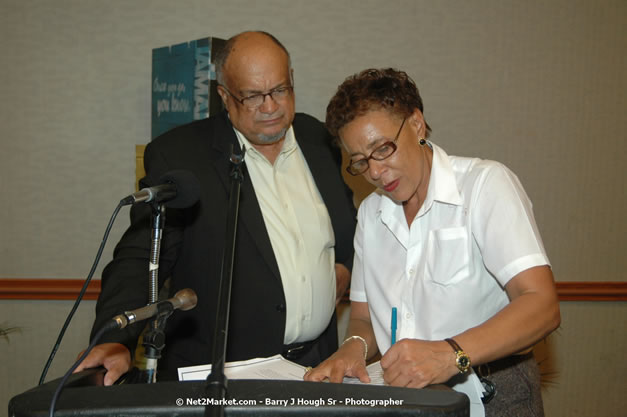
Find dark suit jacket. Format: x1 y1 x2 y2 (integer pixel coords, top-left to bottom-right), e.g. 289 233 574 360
91 111 356 371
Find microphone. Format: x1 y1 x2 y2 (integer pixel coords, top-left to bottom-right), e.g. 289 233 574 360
110 288 198 329
121 169 202 208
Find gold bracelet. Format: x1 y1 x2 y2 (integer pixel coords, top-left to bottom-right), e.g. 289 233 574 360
342 335 368 360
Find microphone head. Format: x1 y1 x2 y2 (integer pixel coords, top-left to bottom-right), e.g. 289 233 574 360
172 288 198 311
159 170 202 209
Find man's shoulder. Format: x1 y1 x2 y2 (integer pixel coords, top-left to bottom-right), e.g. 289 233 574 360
293 112 325 129
150 112 230 149
292 113 333 146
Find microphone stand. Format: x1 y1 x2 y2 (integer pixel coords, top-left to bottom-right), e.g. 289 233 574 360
205 147 245 417
140 303 174 384
142 202 166 383
148 203 165 304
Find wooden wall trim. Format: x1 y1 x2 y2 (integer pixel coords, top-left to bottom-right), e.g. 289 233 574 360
0 279 101 300
0 279 625 301
555 281 627 301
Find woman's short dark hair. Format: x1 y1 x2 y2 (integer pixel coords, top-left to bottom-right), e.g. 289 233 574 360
326 68 431 139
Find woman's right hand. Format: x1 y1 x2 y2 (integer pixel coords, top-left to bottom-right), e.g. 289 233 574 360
303 337 371 384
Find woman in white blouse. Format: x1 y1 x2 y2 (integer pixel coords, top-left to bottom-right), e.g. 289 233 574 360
305 68 560 417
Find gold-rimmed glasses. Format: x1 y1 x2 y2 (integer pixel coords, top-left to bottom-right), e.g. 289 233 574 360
346 117 406 176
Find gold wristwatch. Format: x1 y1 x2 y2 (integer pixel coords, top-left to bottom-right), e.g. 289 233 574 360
445 338 471 374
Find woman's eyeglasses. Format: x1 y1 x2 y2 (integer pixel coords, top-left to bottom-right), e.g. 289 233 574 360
346 118 406 176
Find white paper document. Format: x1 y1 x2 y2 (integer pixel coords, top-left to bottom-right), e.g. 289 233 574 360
178 355 385 385
342 361 386 385
178 354 307 381
179 355 387 385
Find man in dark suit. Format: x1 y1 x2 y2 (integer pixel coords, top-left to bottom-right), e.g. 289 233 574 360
75 31 356 385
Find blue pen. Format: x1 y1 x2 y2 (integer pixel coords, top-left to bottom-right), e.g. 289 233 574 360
391 307 397 345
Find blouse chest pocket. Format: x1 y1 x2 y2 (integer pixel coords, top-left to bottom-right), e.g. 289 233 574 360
425 226 471 285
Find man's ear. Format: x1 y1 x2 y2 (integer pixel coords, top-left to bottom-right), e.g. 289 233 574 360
217 85 229 108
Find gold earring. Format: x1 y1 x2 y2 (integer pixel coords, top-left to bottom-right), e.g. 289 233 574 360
419 137 426 146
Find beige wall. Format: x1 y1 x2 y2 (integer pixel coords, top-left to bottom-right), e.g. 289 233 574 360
1 0 625 415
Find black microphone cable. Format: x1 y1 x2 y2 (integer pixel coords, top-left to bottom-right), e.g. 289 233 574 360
38 200 125 386
48 320 118 417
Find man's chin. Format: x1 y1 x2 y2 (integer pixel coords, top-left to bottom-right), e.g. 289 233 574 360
256 128 288 144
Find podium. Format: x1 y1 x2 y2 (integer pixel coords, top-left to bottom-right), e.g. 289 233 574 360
9 368 469 416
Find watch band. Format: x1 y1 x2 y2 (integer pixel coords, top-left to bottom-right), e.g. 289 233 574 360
445 338 471 374
445 337 463 352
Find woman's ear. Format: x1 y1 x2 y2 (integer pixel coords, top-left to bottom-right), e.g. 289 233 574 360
410 108 426 134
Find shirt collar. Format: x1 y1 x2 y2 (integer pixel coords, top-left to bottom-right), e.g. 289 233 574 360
424 141 464 208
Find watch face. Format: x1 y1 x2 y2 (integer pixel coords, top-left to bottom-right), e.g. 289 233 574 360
458 356 469 368
456 352 470 372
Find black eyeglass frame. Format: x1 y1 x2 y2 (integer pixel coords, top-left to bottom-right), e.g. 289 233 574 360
345 117 407 176
219 84 294 109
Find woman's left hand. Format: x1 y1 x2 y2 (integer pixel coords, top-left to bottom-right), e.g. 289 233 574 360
380 339 458 388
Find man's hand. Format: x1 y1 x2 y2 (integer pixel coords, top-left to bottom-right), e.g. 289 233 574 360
334 263 351 305
73 343 131 386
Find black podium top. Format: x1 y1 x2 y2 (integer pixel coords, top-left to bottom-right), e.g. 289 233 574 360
9 369 469 417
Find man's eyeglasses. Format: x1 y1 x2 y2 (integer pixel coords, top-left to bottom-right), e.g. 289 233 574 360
220 84 293 109
346 117 406 176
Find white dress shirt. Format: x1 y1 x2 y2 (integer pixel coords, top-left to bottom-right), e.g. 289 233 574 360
350 142 550 416
235 126 336 344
